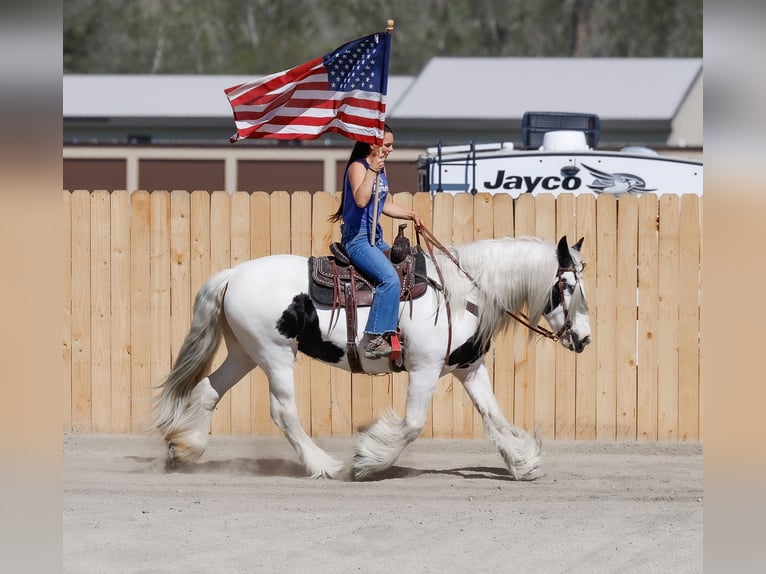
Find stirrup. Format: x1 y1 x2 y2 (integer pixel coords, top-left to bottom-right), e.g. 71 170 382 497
364 335 392 359
389 334 402 362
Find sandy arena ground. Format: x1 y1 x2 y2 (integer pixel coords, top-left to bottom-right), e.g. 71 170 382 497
63 434 702 574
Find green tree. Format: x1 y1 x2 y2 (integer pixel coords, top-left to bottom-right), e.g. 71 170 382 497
63 0 702 75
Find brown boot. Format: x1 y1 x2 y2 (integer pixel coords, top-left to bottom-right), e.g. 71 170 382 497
364 335 393 359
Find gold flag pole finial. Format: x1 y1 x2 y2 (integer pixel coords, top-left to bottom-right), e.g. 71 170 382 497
387 19 394 32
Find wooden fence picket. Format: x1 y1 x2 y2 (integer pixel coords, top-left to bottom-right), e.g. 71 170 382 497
658 195 681 440
229 191 253 435
209 190 231 435
596 195 618 440
637 194 659 440
473 193 494 438
678 195 701 441
491 194 515 433
71 189 92 433
129 191 151 433
63 190 73 433
310 191 336 437
90 190 111 433
431 193 455 437
534 193 557 439
452 192 475 438
615 194 639 440
513 193 536 430
575 194 597 439
247 191 273 435
554 193 576 439
110 190 132 434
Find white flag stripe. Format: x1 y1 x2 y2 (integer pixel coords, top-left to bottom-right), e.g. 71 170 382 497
288 88 385 102
233 108 381 131
233 102 385 123
237 118 383 138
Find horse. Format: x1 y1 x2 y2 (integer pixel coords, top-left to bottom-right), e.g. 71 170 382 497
152 233 591 480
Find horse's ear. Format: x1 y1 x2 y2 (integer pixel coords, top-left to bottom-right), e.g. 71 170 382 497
573 237 584 252
557 236 573 267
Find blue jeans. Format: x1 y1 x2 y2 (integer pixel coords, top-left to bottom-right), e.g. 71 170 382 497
342 226 399 336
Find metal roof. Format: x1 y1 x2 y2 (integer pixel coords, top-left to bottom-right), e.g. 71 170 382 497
63 58 701 122
62 74 416 118
389 57 702 122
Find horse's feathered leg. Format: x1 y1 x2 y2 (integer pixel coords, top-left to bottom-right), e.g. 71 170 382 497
353 364 442 480
259 351 344 479
455 363 543 480
152 269 239 464
165 343 254 465
158 317 255 465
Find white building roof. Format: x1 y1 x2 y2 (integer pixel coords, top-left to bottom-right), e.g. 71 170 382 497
389 57 702 122
62 74 415 118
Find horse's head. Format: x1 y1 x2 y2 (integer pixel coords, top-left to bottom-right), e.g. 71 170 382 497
544 236 592 353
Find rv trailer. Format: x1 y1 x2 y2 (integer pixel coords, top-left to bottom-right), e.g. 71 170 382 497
417 112 702 198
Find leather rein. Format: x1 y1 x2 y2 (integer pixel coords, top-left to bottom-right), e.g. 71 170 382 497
415 224 576 352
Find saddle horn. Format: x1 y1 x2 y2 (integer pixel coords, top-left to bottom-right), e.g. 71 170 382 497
390 223 411 264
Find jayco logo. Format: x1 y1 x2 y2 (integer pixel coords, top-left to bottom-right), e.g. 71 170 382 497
484 171 582 192
581 163 655 194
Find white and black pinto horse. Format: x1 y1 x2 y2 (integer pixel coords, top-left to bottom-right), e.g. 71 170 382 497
152 235 591 480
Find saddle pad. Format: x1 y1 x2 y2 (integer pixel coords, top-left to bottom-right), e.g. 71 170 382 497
308 248 428 307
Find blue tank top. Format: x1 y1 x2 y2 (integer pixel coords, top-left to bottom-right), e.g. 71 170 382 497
341 158 389 243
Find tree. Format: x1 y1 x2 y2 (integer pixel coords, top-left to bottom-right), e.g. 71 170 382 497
63 0 702 75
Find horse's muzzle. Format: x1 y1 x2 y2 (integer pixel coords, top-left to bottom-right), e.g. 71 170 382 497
571 333 591 353
562 331 591 353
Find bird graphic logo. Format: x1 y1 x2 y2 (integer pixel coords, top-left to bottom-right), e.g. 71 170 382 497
581 163 656 195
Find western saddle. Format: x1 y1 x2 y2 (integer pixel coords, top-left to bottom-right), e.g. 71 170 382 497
308 224 428 373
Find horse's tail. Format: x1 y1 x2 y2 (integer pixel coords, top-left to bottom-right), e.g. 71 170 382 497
151 268 235 435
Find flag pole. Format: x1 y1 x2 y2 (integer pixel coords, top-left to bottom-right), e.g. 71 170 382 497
370 176 380 246
370 19 394 246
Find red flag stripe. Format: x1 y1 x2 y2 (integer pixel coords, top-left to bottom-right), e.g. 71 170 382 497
233 91 386 114
235 118 384 143
233 111 384 128
232 97 385 122
235 109 384 129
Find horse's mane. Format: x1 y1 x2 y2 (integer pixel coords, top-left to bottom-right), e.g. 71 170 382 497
435 237 573 347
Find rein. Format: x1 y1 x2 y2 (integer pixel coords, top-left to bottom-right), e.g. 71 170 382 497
414 225 573 351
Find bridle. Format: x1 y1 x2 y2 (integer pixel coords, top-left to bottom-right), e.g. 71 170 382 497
535 264 584 342
415 224 582 350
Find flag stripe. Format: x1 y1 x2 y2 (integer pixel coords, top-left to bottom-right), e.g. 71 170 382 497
232 95 385 119
235 107 384 129
235 117 383 140
233 104 384 123
232 89 385 114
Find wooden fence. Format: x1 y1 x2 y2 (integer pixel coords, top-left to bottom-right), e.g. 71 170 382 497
62 189 702 442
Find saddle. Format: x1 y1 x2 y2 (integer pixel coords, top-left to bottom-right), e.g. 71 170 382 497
308 224 428 373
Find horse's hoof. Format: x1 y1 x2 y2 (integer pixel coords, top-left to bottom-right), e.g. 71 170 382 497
350 458 376 481
165 443 190 469
165 436 205 468
165 446 181 469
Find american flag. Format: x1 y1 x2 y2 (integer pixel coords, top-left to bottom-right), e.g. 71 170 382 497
225 32 390 146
